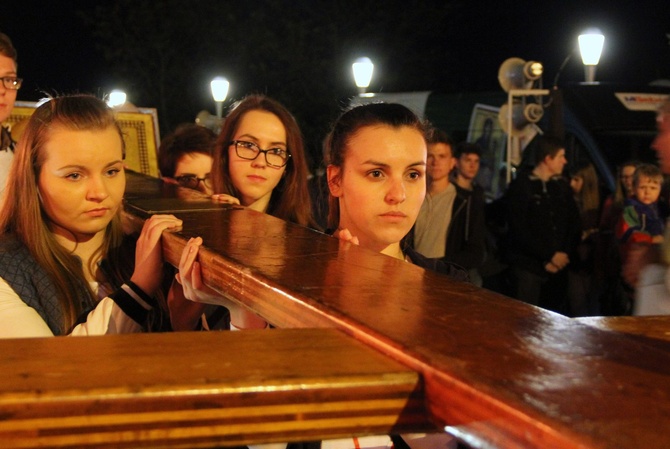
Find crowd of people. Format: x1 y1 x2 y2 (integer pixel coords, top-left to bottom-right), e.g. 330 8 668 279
2 27 670 447
3 26 670 331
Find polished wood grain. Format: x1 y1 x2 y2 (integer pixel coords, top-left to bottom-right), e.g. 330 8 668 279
0 329 430 448
154 206 670 449
576 315 670 342
124 170 232 214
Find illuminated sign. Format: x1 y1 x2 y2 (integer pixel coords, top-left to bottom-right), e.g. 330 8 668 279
615 93 668 111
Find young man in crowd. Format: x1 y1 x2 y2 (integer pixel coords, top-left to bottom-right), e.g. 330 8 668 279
503 135 581 313
412 132 486 284
450 142 487 285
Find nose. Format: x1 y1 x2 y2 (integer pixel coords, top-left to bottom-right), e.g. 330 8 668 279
86 175 110 202
385 178 406 204
251 152 267 168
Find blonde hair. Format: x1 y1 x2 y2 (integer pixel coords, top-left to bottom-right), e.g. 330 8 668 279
0 95 126 333
633 163 663 189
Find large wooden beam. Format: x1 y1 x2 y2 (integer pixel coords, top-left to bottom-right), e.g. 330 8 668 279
149 204 670 449
0 329 429 448
124 173 670 448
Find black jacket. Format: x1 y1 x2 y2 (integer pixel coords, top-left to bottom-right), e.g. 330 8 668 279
503 173 582 276
443 183 487 270
408 183 486 271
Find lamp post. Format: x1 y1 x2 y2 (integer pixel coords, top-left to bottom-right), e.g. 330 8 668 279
578 29 604 83
497 57 549 183
352 57 374 95
210 76 230 118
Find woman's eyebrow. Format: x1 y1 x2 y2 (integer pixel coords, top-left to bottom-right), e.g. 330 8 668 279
236 134 287 147
408 161 427 167
361 159 389 167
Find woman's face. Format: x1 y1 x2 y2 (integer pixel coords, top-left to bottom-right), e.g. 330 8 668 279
328 125 427 253
620 165 636 196
227 110 287 211
38 125 125 243
426 142 455 183
570 175 583 194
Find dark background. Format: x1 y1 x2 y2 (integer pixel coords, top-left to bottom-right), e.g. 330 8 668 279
3 0 669 168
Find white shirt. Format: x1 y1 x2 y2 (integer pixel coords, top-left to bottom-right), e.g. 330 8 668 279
635 263 670 316
250 433 456 449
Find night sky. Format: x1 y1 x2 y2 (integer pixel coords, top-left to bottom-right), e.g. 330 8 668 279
3 0 669 136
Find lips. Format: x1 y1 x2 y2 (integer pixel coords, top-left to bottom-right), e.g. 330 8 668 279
247 174 266 182
85 208 109 217
379 211 407 221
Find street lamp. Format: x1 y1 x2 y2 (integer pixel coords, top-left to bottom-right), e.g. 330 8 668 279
352 57 374 95
107 89 127 108
578 29 604 83
210 76 230 118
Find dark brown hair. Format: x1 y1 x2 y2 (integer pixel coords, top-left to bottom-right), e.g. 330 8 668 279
158 123 216 178
0 32 17 64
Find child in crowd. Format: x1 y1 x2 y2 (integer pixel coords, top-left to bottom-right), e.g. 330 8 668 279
616 163 665 313
617 163 665 248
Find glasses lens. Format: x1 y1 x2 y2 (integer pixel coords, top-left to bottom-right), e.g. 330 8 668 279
266 149 289 167
2 77 22 90
176 176 199 189
235 141 260 160
203 174 213 189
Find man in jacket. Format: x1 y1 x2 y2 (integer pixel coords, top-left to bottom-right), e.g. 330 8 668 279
503 135 581 313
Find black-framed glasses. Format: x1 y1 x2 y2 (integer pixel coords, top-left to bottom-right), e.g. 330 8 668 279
174 174 212 190
0 77 22 90
230 140 291 168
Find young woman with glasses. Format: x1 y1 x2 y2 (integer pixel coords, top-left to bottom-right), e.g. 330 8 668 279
169 94 317 331
158 123 216 195
209 94 316 228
